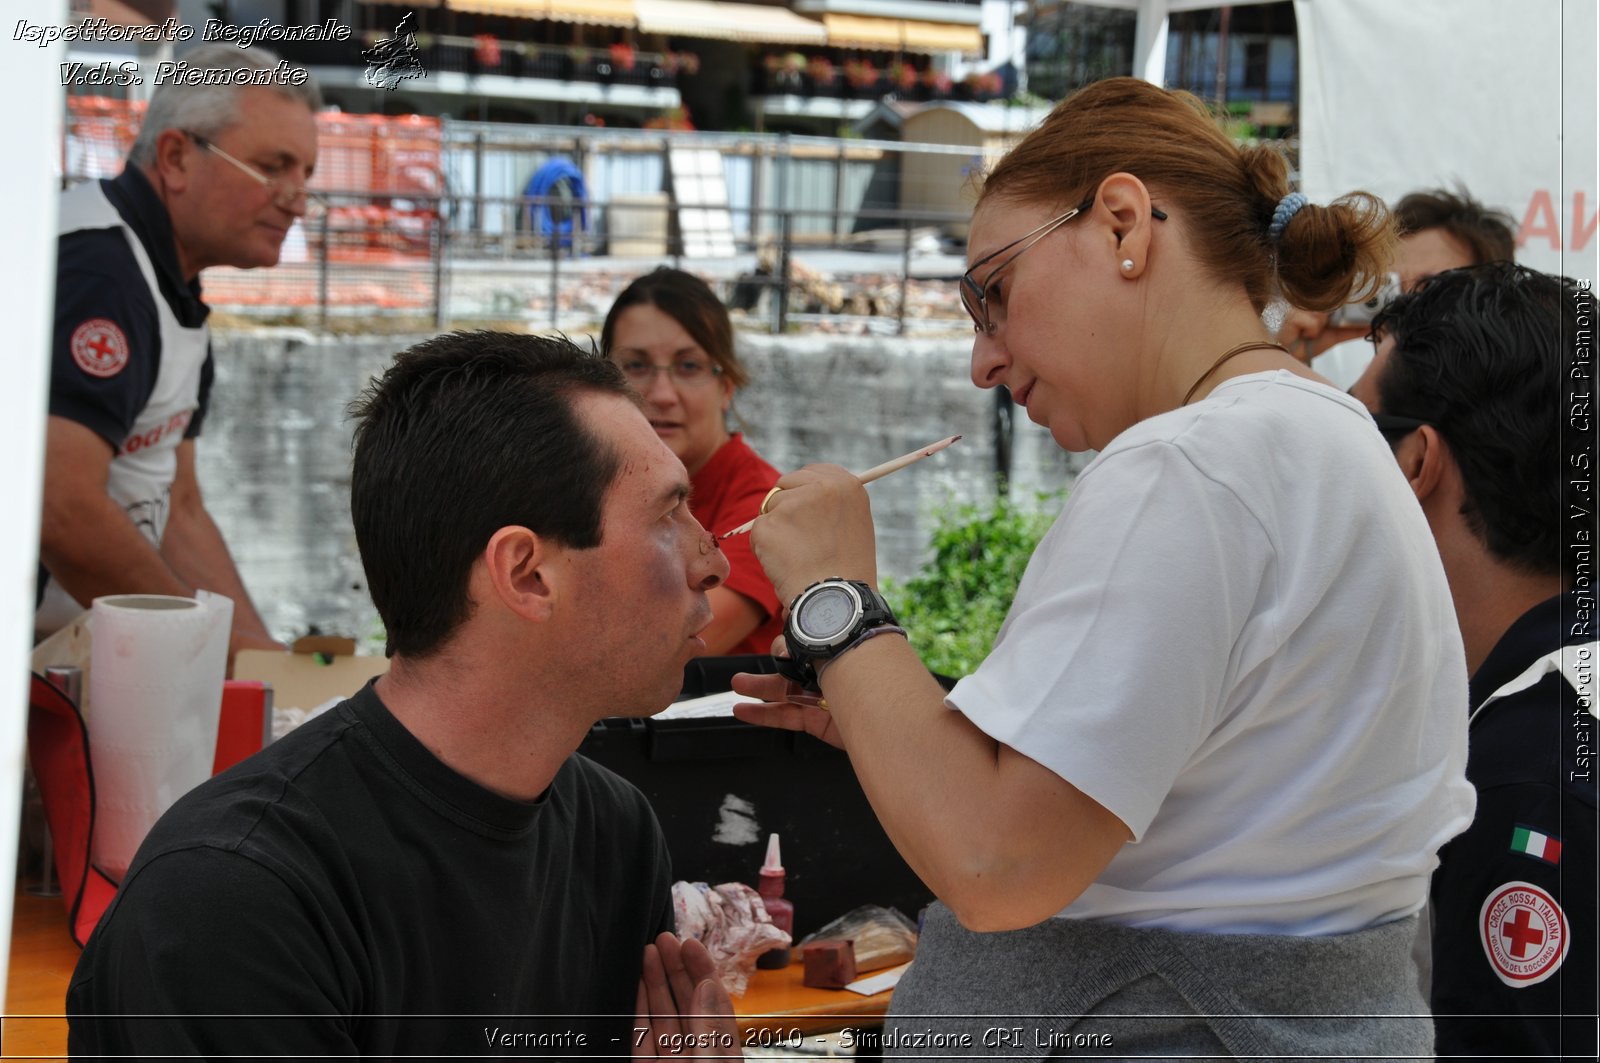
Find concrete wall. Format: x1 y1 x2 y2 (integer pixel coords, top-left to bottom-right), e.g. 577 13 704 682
198 329 1084 647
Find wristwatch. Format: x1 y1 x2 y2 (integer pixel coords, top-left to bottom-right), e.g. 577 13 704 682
777 578 900 691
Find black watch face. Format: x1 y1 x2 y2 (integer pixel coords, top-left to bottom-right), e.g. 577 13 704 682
797 585 858 643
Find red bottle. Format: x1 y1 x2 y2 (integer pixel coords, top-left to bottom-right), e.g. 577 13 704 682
755 833 794 969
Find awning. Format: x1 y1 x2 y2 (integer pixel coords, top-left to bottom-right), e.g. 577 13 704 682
443 0 636 27
900 19 984 54
822 12 983 56
635 0 827 44
86 0 159 27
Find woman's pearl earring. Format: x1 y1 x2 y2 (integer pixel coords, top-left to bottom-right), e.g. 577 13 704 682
1120 259 1135 273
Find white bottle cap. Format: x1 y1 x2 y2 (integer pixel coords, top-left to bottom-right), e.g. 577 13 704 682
761 832 784 875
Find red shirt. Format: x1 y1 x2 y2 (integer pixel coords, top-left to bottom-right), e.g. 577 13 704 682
690 433 783 656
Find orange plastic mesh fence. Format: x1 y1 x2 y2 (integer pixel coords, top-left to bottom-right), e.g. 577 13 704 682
64 98 443 309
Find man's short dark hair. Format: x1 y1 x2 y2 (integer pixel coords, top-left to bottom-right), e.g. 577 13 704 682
1371 262 1587 580
1393 188 1517 265
349 332 635 658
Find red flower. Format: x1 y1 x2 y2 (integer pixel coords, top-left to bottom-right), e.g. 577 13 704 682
845 58 879 88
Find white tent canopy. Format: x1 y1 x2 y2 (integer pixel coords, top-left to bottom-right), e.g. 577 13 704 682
0 1 65 1005
1296 0 1595 280
1067 0 1598 281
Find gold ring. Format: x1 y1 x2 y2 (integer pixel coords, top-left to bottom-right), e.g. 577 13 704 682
759 486 783 515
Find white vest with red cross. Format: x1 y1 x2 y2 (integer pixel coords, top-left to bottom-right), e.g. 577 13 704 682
36 180 211 634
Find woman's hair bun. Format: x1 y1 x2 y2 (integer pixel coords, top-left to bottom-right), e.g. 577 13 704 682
1274 192 1397 314
979 78 1397 314
1237 142 1396 313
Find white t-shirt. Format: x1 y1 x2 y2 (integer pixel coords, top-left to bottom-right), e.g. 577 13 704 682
947 371 1475 935
1312 337 1376 392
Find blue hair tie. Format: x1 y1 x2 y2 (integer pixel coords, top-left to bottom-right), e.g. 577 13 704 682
1268 192 1308 242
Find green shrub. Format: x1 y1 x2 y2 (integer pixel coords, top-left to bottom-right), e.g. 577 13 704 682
885 491 1064 678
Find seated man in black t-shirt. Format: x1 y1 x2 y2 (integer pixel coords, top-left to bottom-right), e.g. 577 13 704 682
68 333 737 1058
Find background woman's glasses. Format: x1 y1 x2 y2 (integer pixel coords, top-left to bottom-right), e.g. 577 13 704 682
615 358 722 388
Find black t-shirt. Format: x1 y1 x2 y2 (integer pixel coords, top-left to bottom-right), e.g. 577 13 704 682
1430 592 1598 1060
67 682 675 1059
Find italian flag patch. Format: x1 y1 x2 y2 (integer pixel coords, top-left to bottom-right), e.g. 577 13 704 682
1510 826 1562 865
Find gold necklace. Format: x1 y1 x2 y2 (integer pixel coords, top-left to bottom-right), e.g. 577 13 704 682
1181 341 1290 406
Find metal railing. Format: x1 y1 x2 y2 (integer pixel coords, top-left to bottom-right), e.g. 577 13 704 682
213 189 973 337
64 111 1295 337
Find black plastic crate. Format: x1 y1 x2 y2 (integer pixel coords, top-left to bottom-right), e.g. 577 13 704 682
579 655 935 938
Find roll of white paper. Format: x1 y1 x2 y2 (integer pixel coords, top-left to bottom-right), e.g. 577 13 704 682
88 591 234 881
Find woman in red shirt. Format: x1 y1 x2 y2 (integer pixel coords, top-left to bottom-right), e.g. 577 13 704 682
602 268 782 656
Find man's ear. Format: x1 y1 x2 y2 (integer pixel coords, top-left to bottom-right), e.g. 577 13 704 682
481 525 558 622
1094 172 1155 276
1395 424 1450 503
151 128 196 194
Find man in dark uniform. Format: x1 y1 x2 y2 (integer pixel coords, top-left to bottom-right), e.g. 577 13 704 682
1352 262 1597 1058
38 44 320 662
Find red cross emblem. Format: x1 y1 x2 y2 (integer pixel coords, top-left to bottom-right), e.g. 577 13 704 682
1481 881 1568 987
70 318 130 378
1500 906 1545 958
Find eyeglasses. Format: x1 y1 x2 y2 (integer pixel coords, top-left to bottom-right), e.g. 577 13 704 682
960 196 1168 336
184 131 326 211
614 356 722 389
1370 412 1432 439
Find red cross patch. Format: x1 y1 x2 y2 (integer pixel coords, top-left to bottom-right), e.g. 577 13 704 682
70 318 130 378
1480 881 1568 987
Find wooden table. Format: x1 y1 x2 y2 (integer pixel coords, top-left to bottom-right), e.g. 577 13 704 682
735 958 892 1041
5 891 76 1059
5 890 888 1057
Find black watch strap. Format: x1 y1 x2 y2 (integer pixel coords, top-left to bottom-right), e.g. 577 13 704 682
778 579 899 691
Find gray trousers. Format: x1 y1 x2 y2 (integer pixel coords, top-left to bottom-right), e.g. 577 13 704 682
886 903 1431 1061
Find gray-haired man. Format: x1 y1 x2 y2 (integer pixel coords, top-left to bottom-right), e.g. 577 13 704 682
37 44 320 662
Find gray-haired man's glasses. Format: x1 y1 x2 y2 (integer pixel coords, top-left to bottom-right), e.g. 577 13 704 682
185 131 326 211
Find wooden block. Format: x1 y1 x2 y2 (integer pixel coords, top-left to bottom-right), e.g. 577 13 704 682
852 935 916 973
801 939 857 989
291 635 359 657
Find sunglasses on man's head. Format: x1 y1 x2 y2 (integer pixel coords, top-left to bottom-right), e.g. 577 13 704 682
1370 412 1432 439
